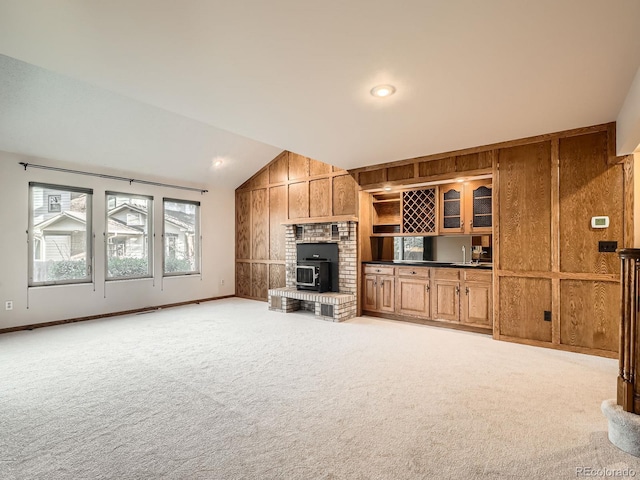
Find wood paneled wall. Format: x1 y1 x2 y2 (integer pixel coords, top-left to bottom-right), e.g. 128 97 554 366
351 122 632 357
235 151 358 301
494 126 631 357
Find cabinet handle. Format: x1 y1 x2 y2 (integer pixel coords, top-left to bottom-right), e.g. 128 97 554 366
426 284 430 292
460 220 464 228
376 269 381 273
465 286 469 295
373 281 377 286
455 285 460 295
411 271 416 275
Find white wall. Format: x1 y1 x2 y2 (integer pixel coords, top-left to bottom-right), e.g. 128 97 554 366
0 151 236 329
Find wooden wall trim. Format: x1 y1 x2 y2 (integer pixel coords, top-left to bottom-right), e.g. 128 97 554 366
358 168 492 191
624 155 634 248
551 138 561 345
492 150 500 339
0 295 236 335
496 270 619 282
497 334 618 359
350 122 612 176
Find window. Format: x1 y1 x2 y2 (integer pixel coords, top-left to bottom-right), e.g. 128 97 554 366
393 237 434 261
29 183 93 286
106 192 153 280
163 198 200 275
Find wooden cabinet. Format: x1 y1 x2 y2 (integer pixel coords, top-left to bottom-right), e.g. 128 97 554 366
461 270 493 327
396 267 430 317
440 180 493 234
363 265 395 313
362 264 492 331
431 269 461 322
371 187 437 236
431 268 493 327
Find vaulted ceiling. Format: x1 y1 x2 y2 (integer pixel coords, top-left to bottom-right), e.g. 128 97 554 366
1 1 639 188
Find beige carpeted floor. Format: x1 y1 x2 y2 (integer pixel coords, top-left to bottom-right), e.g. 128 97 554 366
1 297 639 479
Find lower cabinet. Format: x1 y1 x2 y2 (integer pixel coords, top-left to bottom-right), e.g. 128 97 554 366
396 277 431 317
363 266 395 313
431 269 461 322
461 272 493 327
363 264 493 331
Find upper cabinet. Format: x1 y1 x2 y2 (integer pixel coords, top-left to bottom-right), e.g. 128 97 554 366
439 180 493 234
372 187 438 236
402 188 437 234
372 192 401 235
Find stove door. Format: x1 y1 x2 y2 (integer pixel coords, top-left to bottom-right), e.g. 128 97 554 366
296 265 318 287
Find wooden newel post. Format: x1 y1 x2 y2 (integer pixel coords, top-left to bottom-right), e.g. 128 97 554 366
618 249 640 413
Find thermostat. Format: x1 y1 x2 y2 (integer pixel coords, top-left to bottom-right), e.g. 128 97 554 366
591 216 609 229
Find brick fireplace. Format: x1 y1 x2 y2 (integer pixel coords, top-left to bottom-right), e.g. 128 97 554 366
268 221 358 321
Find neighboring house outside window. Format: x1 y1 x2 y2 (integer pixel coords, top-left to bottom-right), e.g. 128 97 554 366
163 198 200 275
106 192 153 280
29 183 93 286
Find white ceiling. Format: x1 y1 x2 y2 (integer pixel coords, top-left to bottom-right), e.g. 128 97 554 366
0 0 639 188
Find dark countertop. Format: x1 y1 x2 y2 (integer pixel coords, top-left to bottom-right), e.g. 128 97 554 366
363 260 493 270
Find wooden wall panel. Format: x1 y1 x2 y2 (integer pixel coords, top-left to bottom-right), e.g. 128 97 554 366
560 280 618 352
333 174 357 216
359 169 386 186
499 277 552 342
269 152 288 184
251 263 268 299
269 263 286 289
456 152 492 171
310 178 331 217
309 158 332 176
236 262 251 297
387 164 415 182
289 153 309 180
252 169 269 189
419 158 456 178
498 142 552 272
288 182 309 219
235 191 251 260
559 131 623 275
269 186 287 260
251 189 268 260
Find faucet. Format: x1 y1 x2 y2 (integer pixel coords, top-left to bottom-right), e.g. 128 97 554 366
462 245 466 264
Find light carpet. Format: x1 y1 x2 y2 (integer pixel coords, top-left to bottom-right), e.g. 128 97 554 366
1 297 639 479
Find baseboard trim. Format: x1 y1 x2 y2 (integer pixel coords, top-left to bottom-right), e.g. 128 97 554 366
0 295 236 335
496 334 618 359
361 310 493 335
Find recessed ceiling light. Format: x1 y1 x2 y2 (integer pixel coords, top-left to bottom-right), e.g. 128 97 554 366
370 84 396 98
213 159 223 167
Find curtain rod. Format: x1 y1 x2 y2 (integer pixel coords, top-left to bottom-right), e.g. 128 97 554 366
18 162 208 194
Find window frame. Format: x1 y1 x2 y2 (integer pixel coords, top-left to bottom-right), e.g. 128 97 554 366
105 191 154 281
162 197 201 276
28 182 93 287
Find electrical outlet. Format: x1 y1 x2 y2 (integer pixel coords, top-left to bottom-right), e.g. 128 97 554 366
220 279 225 286
5 301 13 311
598 241 618 253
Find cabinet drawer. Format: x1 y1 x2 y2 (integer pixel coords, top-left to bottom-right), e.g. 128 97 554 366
364 265 395 276
432 268 460 280
464 270 492 283
397 267 430 279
